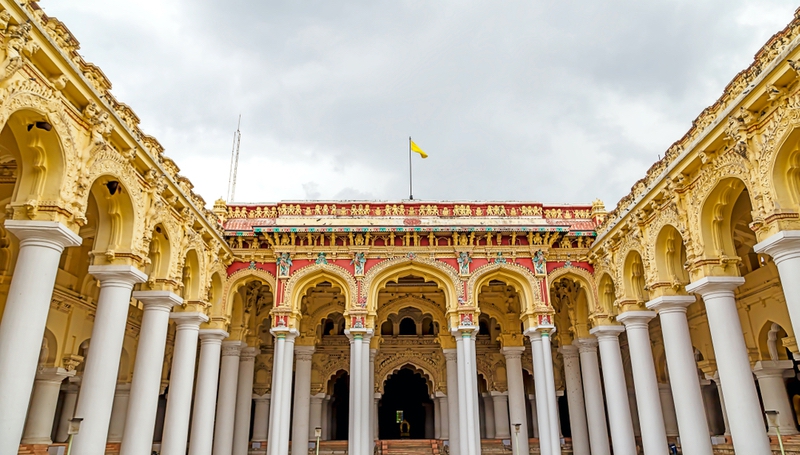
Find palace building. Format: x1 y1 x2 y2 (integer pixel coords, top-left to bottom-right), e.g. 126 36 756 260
3 2 800 455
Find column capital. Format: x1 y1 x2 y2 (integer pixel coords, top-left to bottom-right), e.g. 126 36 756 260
490 391 509 398
270 327 298 341
558 344 580 359
645 295 697 314
88 264 147 286
294 345 315 361
576 336 598 353
616 310 656 329
369 348 377 361
253 393 271 401
589 324 625 340
442 348 457 362
344 328 374 342
115 382 132 395
753 360 795 378
240 346 258 361
199 328 229 342
221 340 243 357
435 391 447 398
4 219 81 249
133 290 182 311
754 230 800 263
501 346 525 359
309 393 325 404
170 311 209 328
451 325 478 338
35 366 75 383
685 276 744 297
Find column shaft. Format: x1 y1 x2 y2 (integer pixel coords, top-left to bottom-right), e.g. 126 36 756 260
21 368 73 444
233 346 257 455
444 350 460 455
686 277 771 455
267 336 286 455
577 338 610 455
276 331 297 455
755 231 800 347
647 296 713 455
754 360 798 435
590 325 636 455
252 395 271 443
434 396 442 439
0 221 79 454
309 394 324 440
540 333 561 455
162 313 208 455
658 384 679 438
502 346 529 455
55 380 80 443
188 329 228 455
438 395 450 440
529 333 552 455
347 332 363 455
490 393 509 439
291 346 315 455
72 265 147 455
617 311 668 455
213 341 243 455
106 383 131 443
559 345 590 455
120 291 180 455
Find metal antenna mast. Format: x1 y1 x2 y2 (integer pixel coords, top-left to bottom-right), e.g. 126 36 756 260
226 115 242 201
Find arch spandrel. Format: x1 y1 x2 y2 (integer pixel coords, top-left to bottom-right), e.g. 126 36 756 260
363 257 461 313
284 263 357 314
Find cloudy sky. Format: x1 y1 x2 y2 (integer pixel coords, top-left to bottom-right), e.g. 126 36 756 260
42 1 798 208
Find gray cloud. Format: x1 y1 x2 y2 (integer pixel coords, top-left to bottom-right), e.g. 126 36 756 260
43 1 798 207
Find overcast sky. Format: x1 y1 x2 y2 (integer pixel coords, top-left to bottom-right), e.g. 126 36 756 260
42 1 798 208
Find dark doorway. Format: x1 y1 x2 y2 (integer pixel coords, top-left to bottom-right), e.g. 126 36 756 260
330 372 350 440
379 367 432 439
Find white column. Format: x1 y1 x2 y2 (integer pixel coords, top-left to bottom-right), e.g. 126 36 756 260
754 360 798 435
576 337 610 455
321 396 330 441
188 329 228 455
252 394 271 443
213 341 243 455
755 231 800 341
647 296 713 455
686 277 771 455
120 291 181 455
711 374 731 436
558 344 589 455
233 346 257 455
369 349 377 447
658 384 679 438
55 379 81 443
309 393 325 440
490 392 508 439
161 312 209 455
528 394 538 438
454 327 480 455
107 383 131 444
482 393 495 439
425 403 435 439
434 395 442 439
589 325 636 455
72 265 147 455
540 330 561 455
291 346 315 455
268 328 297 455
0 220 80 454
21 367 74 444
360 336 373 454
346 330 364 455
528 332 552 455
443 349 460 455
437 394 450 440
502 347 529 455
617 311 668 455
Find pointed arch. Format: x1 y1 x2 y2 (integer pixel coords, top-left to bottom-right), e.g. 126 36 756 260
284 263 357 313
468 262 542 312
363 257 461 313
221 267 277 317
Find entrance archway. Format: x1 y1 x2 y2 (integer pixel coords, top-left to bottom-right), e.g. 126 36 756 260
329 371 349 440
379 367 432 439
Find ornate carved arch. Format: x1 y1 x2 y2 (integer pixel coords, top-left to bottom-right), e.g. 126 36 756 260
375 352 441 394
468 262 542 311
377 295 448 328
222 267 277 317
363 257 462 312
284 263 357 312
548 265 600 313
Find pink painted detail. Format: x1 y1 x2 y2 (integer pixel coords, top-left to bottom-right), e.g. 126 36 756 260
351 316 365 329
275 315 288 327
459 313 474 327
537 313 552 326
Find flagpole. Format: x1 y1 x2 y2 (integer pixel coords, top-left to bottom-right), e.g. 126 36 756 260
408 136 413 200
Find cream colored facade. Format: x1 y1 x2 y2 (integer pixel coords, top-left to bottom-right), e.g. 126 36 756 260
3 1 800 455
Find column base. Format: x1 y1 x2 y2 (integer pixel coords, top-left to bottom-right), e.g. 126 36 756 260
17 444 53 455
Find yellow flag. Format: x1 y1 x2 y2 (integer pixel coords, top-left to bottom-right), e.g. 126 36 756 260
410 140 428 159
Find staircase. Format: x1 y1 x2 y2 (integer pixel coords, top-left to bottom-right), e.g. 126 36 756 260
380 439 440 455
